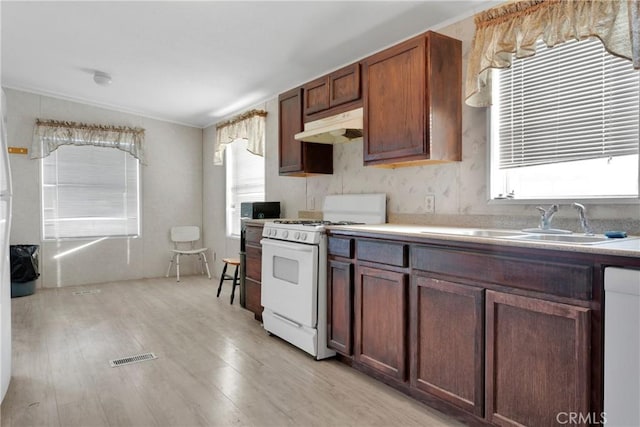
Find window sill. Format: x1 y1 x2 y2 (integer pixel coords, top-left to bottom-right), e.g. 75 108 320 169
488 197 640 206
42 235 141 242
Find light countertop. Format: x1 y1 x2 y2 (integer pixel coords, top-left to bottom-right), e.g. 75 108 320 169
327 223 640 259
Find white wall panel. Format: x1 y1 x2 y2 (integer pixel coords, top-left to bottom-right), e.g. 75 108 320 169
5 89 203 288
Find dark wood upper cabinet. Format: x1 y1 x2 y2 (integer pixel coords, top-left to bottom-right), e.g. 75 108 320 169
303 77 330 116
303 63 362 121
329 63 361 108
280 30 458 170
279 87 304 174
362 31 462 167
278 87 333 176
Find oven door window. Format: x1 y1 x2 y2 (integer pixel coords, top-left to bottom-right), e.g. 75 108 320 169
261 239 318 328
273 256 299 284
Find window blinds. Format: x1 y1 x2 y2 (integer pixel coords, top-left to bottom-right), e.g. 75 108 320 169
42 145 140 239
497 38 640 170
226 139 265 237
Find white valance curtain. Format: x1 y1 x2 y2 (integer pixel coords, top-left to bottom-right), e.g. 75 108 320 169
214 109 267 165
31 119 146 164
466 0 640 107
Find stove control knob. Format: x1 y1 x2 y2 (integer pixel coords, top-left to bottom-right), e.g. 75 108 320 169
282 231 289 239
300 233 307 241
294 232 300 239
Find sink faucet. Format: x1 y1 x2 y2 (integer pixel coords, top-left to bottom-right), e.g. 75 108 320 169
572 203 594 236
536 204 559 230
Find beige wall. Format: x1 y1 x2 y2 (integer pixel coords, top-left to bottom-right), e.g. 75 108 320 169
5 89 204 288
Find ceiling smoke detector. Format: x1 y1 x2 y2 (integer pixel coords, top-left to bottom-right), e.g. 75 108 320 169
93 71 112 86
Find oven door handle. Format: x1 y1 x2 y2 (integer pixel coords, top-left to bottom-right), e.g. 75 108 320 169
272 312 302 328
260 239 315 253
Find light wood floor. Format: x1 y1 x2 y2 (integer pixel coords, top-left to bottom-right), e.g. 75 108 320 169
1 275 462 427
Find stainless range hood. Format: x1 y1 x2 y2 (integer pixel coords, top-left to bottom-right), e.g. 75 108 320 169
294 107 363 144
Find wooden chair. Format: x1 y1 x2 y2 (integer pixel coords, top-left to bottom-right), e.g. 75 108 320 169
217 257 240 304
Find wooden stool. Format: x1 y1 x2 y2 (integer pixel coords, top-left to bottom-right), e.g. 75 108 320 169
217 258 240 304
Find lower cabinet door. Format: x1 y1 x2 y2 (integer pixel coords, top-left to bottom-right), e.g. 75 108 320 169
245 244 262 282
244 277 263 317
327 259 354 355
410 275 485 416
485 290 591 427
355 265 408 381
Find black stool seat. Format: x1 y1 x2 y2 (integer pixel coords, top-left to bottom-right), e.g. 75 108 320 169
217 257 240 304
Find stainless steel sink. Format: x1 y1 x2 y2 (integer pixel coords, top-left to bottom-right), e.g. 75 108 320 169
521 227 572 235
457 230 528 238
417 226 631 245
507 234 614 245
420 228 527 238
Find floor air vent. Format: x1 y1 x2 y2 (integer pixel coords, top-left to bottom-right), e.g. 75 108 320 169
72 289 101 296
109 352 157 367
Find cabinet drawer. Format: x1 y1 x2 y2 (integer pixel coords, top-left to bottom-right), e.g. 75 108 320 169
357 240 408 267
412 246 592 300
245 225 263 245
245 244 262 281
328 237 353 258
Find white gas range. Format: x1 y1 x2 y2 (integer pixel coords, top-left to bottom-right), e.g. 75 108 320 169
260 194 386 360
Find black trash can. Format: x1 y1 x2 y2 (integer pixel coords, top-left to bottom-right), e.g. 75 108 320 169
10 244 40 298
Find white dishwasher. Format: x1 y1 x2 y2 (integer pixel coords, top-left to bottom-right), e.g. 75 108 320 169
604 267 640 426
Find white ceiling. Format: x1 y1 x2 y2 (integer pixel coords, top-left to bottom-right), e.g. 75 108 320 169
1 1 500 128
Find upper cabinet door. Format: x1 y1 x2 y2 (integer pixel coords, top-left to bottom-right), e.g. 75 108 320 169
304 63 362 119
303 77 330 116
329 63 361 108
278 87 333 176
363 35 427 165
362 32 462 167
278 87 304 174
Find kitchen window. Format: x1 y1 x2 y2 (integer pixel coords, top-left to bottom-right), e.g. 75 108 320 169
225 138 265 237
41 144 140 240
490 37 640 201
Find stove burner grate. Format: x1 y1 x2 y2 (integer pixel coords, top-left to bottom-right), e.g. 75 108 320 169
273 220 319 225
272 220 365 227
